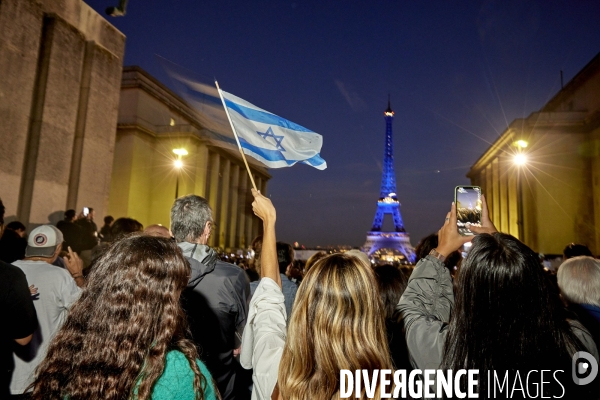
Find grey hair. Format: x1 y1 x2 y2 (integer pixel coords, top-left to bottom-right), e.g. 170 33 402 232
557 256 600 307
170 195 212 243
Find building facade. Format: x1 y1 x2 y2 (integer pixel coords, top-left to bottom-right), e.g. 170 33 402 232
109 67 270 250
467 52 600 255
0 0 124 227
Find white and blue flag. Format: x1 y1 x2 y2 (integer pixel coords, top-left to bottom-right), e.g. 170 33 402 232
219 90 327 170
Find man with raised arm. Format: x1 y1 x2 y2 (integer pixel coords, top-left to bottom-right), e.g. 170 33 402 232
10 225 84 395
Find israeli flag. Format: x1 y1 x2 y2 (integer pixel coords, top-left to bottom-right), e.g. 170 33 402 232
219 90 327 170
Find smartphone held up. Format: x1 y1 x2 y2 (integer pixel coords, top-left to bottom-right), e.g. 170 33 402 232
454 186 482 236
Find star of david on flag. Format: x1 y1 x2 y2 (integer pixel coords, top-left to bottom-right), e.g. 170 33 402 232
218 90 327 170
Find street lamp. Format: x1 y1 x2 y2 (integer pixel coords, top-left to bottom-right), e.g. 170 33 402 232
173 148 188 199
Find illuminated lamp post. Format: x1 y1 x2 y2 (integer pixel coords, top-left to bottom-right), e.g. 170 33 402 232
173 148 188 199
513 140 528 241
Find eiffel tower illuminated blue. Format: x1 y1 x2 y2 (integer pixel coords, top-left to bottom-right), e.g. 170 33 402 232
363 99 415 263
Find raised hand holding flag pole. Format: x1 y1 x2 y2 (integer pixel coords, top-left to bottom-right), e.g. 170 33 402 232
215 81 326 190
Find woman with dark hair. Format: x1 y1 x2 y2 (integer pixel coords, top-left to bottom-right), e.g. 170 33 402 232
28 235 217 400
90 217 144 263
398 197 598 398
374 265 411 371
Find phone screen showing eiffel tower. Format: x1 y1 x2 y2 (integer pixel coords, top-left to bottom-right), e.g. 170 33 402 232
455 186 482 235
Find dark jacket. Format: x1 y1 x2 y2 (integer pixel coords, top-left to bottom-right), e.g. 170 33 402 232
569 303 600 351
56 220 83 253
0 261 37 395
178 242 250 400
397 256 600 399
0 229 26 264
75 218 98 251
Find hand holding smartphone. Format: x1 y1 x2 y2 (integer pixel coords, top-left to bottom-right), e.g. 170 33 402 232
454 186 482 236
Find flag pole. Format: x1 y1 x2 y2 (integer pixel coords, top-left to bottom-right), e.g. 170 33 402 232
215 81 258 191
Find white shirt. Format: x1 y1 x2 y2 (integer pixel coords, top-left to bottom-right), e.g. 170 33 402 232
241 277 287 400
10 260 81 394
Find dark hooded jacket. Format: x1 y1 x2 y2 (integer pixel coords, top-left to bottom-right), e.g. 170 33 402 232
178 242 250 400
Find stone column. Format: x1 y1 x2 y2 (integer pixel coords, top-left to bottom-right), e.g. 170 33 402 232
18 15 86 225
0 0 44 218
491 158 500 228
485 164 493 220
218 158 230 249
499 157 509 233
194 142 209 197
245 173 256 246
508 167 519 238
237 171 248 248
208 151 220 247
228 164 240 248
252 176 262 240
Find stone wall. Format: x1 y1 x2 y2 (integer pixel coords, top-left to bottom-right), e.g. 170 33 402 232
0 0 124 227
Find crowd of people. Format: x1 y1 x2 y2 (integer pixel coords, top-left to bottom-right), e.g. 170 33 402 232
1 192 599 399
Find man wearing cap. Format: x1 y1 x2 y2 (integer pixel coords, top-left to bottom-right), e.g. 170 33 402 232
9 225 84 396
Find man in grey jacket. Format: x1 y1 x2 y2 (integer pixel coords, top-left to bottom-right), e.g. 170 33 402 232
171 195 250 400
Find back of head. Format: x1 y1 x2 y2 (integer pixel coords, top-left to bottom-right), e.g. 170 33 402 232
443 233 581 393
110 217 143 241
279 253 391 399
558 256 600 307
304 251 326 274
250 235 263 274
276 241 294 274
25 225 63 259
64 209 76 221
563 243 593 260
6 220 26 232
0 197 4 224
30 235 204 399
144 224 172 239
415 232 461 269
171 195 212 242
103 215 114 225
374 264 407 320
414 233 439 262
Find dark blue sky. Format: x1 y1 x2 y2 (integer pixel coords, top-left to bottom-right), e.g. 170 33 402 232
87 0 600 247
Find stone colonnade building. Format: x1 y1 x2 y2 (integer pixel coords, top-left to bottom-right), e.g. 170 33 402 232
109 67 269 250
468 52 600 255
0 0 124 226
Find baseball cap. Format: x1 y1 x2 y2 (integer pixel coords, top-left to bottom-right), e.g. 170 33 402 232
25 225 64 257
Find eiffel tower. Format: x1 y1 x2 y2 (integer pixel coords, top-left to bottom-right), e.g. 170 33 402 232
363 99 415 263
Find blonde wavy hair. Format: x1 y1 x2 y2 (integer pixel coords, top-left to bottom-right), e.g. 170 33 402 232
278 253 393 399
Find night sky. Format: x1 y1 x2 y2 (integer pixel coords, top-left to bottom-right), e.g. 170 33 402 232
86 0 600 247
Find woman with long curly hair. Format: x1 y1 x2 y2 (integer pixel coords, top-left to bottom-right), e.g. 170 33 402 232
241 189 392 399
28 234 218 400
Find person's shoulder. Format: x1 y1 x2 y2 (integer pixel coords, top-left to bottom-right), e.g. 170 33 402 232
215 260 247 278
164 350 212 375
1 260 27 279
281 275 298 291
155 350 216 400
165 349 190 365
